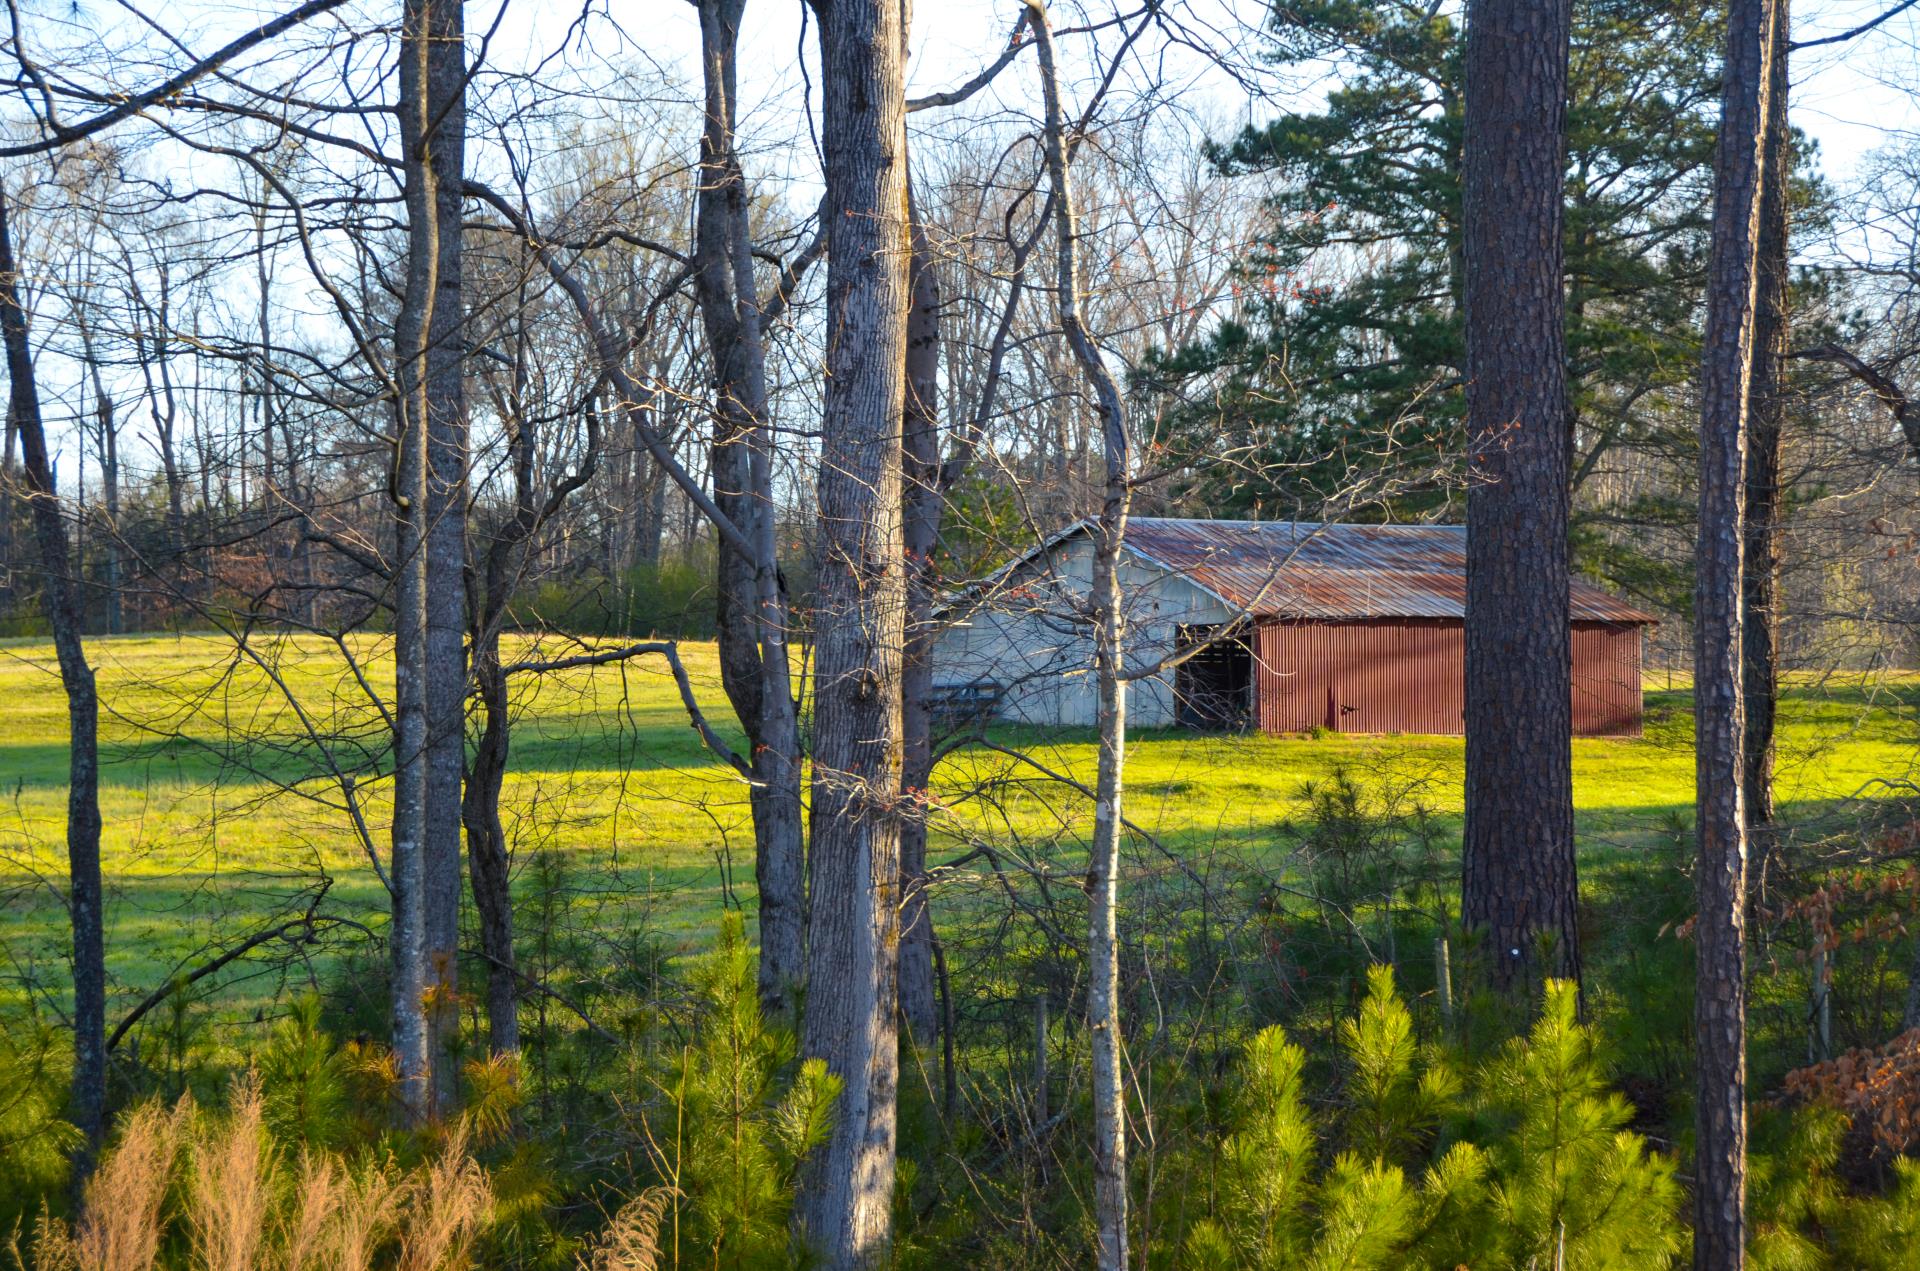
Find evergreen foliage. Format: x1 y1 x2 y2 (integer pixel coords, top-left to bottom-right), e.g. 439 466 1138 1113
1174 973 1680 1269
0 1017 80 1229
1144 0 1730 599
641 914 839 1269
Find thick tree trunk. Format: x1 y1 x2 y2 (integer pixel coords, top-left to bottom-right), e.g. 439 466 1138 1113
1694 1 1781 1265
794 0 910 1262
0 192 107 1166
898 197 941 1048
1459 0 1580 993
693 0 806 1017
418 57 469 1119
391 0 468 1123
1032 6 1132 1264
1743 2 1789 836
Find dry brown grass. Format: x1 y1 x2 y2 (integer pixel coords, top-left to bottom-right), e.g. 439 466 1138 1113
46 1098 190 1271
276 1152 344 1271
19 1081 495 1271
575 1189 675 1271
187 1075 272 1271
394 1130 492 1271
278 1151 406 1271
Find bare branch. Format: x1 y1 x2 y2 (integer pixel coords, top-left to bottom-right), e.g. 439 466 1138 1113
0 0 355 157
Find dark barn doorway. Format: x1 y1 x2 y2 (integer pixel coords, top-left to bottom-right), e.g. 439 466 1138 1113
1174 624 1253 730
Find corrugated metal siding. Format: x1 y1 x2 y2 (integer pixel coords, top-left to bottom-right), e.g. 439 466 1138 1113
1256 618 1644 737
1124 519 1658 624
1257 619 1466 734
1570 622 1644 737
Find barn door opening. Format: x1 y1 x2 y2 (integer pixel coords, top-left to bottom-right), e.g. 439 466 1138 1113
1174 624 1253 730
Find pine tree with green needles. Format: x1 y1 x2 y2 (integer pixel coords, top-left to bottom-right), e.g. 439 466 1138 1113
651 915 838 1269
1459 981 1681 1269
1338 966 1459 1167
0 1016 79 1226
1177 974 1681 1269
258 996 353 1150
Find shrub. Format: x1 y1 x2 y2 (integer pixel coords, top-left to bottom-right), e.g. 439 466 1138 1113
638 915 838 1268
1173 971 1682 1269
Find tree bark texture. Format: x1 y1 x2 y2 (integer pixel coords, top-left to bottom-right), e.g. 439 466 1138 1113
1742 0 1789 835
392 0 468 1123
0 192 108 1162
1032 5 1132 1265
693 0 806 1018
463 626 518 1056
1695 1 1781 1265
794 0 910 1263
898 194 942 1048
462 365 536 1059
1459 0 1581 993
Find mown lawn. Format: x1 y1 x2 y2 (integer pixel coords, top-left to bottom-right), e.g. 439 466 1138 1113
1 632 1917 1034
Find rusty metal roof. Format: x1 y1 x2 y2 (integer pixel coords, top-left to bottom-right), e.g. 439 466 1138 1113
1119 518 1657 623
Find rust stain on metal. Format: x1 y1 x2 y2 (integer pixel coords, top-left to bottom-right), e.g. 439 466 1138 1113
1257 618 1468 735
1124 518 1657 625
1253 617 1645 738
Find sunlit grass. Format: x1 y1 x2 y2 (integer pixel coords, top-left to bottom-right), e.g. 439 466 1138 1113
1 631 1915 1024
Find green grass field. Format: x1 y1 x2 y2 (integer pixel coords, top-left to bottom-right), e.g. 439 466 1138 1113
2 632 1917 1028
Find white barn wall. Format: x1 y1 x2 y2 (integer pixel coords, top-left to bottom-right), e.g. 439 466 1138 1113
932 537 1235 729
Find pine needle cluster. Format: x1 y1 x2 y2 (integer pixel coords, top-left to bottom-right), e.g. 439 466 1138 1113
1178 970 1681 1269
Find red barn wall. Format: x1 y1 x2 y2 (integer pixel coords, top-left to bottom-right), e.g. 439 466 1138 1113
1569 621 1644 737
1255 618 1643 737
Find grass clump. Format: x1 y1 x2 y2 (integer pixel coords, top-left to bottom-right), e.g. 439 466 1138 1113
14 1075 490 1271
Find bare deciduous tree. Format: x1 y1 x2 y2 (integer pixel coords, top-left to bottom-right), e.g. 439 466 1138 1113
0 187 107 1165
390 0 470 1121
793 0 911 1261
1032 3 1134 1264
692 0 811 1016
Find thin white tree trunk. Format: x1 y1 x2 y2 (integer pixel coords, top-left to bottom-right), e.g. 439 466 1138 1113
1033 5 1131 1265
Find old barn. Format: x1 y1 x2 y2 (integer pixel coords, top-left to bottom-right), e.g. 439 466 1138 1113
933 518 1657 737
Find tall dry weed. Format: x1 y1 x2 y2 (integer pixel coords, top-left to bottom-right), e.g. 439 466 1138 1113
276 1152 343 1271
395 1130 491 1271
576 1188 675 1271
13 1208 77 1271
21 1077 500 1271
187 1075 273 1271
64 1099 188 1271
278 1152 404 1271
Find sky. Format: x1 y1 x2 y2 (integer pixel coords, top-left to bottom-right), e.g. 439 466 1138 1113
15 0 1920 479
665 0 1920 184
645 0 1920 264
66 0 1920 232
